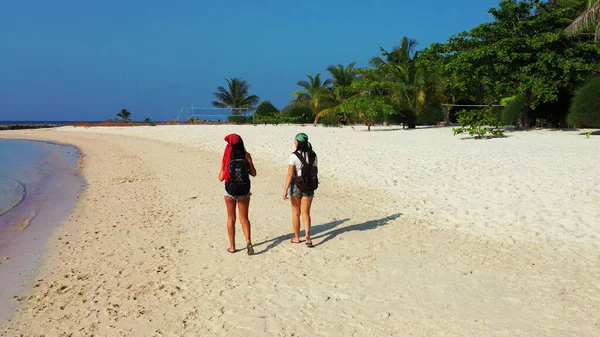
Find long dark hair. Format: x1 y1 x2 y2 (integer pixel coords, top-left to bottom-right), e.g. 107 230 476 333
296 140 316 164
295 140 311 153
232 139 247 158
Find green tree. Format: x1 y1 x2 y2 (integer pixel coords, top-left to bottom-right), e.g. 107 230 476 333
372 37 441 126
425 0 600 127
313 62 360 124
502 94 526 125
335 89 396 130
370 36 418 70
254 100 280 117
568 76 600 127
116 109 131 122
334 37 443 129
291 73 334 120
282 103 312 118
326 62 358 101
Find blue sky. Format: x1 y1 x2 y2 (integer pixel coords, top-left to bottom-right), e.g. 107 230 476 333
0 0 499 121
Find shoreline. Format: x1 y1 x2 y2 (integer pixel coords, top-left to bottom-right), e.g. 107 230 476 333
0 128 598 336
0 124 71 131
0 138 85 323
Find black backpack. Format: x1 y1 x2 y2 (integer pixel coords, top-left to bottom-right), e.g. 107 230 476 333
225 154 251 196
294 151 319 192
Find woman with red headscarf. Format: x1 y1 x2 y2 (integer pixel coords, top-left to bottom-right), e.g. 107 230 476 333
219 134 257 255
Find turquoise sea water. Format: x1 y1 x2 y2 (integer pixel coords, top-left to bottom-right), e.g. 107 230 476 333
0 139 84 322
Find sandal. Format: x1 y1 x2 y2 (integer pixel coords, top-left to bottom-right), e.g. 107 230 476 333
305 241 314 248
247 243 254 256
227 248 236 253
290 239 301 244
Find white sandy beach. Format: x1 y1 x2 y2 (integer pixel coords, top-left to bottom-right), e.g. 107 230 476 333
1 125 599 336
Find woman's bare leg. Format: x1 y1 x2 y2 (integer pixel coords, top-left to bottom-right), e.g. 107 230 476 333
301 196 314 244
290 196 302 243
224 196 237 252
237 197 252 245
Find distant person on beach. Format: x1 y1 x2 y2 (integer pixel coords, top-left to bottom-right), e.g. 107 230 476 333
219 134 257 255
282 133 319 248
301 112 307 126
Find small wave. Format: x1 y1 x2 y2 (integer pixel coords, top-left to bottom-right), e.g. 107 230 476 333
0 178 26 217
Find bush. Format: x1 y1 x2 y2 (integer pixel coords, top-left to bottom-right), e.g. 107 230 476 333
282 104 313 118
227 115 251 124
568 76 600 128
452 108 504 138
501 93 525 125
255 100 280 117
255 115 299 124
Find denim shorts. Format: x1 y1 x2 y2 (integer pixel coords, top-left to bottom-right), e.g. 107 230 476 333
289 184 314 198
224 188 252 200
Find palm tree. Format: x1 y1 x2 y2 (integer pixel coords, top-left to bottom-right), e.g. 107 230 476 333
370 37 435 119
369 36 418 71
566 0 600 41
116 109 131 122
326 62 358 101
212 78 260 115
291 73 334 118
312 63 359 124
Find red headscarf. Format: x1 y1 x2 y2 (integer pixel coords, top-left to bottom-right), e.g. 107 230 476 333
221 133 242 182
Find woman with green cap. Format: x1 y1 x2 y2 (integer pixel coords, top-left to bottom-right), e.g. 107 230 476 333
283 133 318 247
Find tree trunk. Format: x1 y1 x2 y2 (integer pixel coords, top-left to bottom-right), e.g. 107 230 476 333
444 106 451 124
517 88 532 130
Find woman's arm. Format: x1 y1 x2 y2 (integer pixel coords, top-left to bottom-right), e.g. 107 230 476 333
218 168 224 182
282 164 295 200
246 153 257 177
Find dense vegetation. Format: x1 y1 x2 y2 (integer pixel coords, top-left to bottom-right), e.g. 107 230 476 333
212 1 600 129
568 76 600 127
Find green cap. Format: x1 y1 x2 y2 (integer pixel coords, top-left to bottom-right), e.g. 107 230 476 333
295 133 308 142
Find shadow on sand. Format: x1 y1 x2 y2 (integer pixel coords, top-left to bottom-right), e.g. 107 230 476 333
356 126 442 132
253 213 402 254
311 213 402 247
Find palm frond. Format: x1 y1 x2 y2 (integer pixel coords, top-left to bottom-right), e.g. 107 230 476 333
566 1 600 41
413 68 427 87
312 73 321 87
241 94 260 108
211 101 229 108
400 36 418 58
369 56 386 68
290 73 338 111
296 80 311 90
212 77 258 109
291 91 310 100
313 108 337 124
